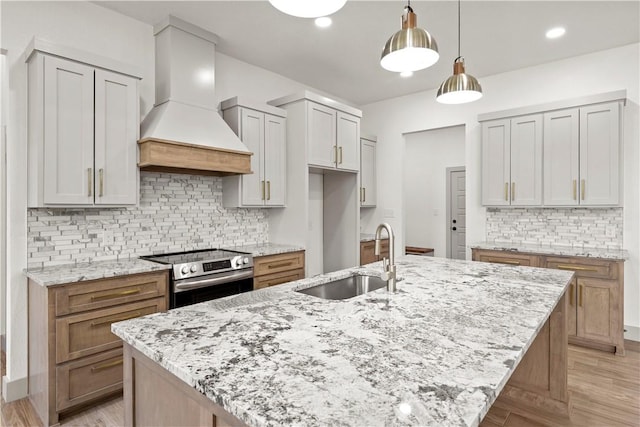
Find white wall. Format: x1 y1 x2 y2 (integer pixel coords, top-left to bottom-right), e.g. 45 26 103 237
404 126 465 257
0 0 340 401
361 43 640 331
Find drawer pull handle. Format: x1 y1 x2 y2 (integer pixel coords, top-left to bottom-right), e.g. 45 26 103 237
569 283 574 306
268 261 294 269
91 288 141 302
493 259 520 265
556 264 599 272
579 284 583 307
90 311 142 327
91 358 123 372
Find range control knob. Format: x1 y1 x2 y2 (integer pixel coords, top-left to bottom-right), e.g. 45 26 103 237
243 257 250 264
181 265 189 275
190 264 198 273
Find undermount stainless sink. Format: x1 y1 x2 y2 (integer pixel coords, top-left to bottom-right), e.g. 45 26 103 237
296 275 387 300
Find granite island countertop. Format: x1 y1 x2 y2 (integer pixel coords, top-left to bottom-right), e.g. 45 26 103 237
471 241 629 261
112 256 573 427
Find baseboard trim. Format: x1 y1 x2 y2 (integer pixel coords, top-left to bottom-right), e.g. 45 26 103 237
2 374 28 402
624 325 640 342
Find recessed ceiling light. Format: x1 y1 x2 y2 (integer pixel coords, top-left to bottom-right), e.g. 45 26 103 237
315 16 332 28
546 27 566 39
400 70 413 78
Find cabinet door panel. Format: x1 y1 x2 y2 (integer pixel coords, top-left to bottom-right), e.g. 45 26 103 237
94 69 138 205
360 139 377 207
510 114 542 206
579 102 620 205
336 112 360 171
264 114 286 206
239 109 265 206
481 119 510 206
43 56 94 205
307 102 336 168
577 278 618 345
543 109 579 206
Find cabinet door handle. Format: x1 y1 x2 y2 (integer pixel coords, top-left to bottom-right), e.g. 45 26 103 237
360 187 363 203
91 358 123 372
363 187 366 203
338 146 343 164
504 182 509 201
99 168 104 197
267 181 271 201
490 259 520 265
333 146 338 165
578 284 583 307
581 179 585 200
90 311 142 327
569 283 574 306
88 168 93 197
91 288 141 302
573 179 577 200
556 264 599 272
511 182 515 201
261 180 265 201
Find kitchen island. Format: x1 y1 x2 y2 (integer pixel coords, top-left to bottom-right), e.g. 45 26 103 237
112 255 573 426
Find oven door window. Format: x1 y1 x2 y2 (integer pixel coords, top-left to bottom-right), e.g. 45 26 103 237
172 277 253 308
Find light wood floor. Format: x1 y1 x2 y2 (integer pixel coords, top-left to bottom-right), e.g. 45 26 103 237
2 343 639 427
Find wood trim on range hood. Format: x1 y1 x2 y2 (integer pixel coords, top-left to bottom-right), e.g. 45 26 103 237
138 138 252 177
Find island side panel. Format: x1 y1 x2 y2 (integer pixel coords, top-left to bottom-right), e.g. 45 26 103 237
122 343 246 427
499 291 569 418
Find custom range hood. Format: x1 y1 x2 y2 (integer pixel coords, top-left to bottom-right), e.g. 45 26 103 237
139 16 252 176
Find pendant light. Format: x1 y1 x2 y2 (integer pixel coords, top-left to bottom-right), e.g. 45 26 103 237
269 0 347 18
380 1 439 73
436 0 482 104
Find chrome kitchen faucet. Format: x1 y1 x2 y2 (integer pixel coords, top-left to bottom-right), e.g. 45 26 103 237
375 223 397 292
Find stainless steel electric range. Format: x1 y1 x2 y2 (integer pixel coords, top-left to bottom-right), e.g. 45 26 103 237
142 249 254 309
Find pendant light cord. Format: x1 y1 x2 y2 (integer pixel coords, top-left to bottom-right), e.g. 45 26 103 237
456 0 462 62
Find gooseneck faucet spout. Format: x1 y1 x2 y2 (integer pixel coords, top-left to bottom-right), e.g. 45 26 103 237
375 223 396 292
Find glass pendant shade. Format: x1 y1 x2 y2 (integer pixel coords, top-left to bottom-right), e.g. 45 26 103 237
436 58 483 104
380 6 439 72
269 0 347 18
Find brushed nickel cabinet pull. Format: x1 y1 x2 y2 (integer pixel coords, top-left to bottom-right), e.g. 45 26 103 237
91 358 123 372
268 261 293 269
573 180 577 200
504 182 509 201
581 179 585 200
338 146 343 164
556 264 599 272
492 259 520 265
99 168 104 197
579 284 583 307
511 182 515 201
267 181 271 201
90 288 141 302
333 146 338 165
88 168 93 197
90 311 142 327
569 283 574 306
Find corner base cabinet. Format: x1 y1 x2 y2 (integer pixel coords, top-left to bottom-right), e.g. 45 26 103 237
472 248 624 355
28 271 169 426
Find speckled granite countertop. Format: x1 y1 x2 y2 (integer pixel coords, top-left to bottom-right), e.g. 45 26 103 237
112 256 573 427
471 242 629 261
231 243 305 257
24 259 171 287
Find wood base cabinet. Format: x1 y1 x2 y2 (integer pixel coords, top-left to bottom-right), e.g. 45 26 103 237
253 251 305 290
472 248 625 355
360 239 389 266
28 271 169 426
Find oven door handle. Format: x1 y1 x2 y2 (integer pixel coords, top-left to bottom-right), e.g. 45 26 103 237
173 269 254 293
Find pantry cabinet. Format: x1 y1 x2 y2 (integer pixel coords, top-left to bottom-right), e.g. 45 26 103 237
544 102 621 206
27 44 140 207
221 98 286 207
481 114 542 206
360 135 377 207
307 101 360 172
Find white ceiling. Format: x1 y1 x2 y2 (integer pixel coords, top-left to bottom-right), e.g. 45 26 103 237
95 1 640 105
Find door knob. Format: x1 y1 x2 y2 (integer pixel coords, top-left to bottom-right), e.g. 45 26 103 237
452 227 457 231
452 219 457 224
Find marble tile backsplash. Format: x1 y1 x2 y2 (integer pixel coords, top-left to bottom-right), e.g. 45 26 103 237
27 172 268 268
486 208 623 249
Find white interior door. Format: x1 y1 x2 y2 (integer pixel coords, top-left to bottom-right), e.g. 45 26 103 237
448 168 466 260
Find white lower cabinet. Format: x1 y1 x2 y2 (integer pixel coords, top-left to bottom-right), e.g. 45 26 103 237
221 98 286 207
360 136 377 207
27 49 139 207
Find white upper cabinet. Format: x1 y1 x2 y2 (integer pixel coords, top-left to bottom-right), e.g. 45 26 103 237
27 42 140 208
307 101 360 172
544 101 621 206
360 136 377 207
221 98 287 208
482 114 542 207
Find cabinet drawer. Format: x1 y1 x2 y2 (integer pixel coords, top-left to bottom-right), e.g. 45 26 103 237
543 257 618 279
473 250 539 267
55 271 169 316
56 297 166 363
254 251 305 277
56 348 123 411
253 268 305 289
